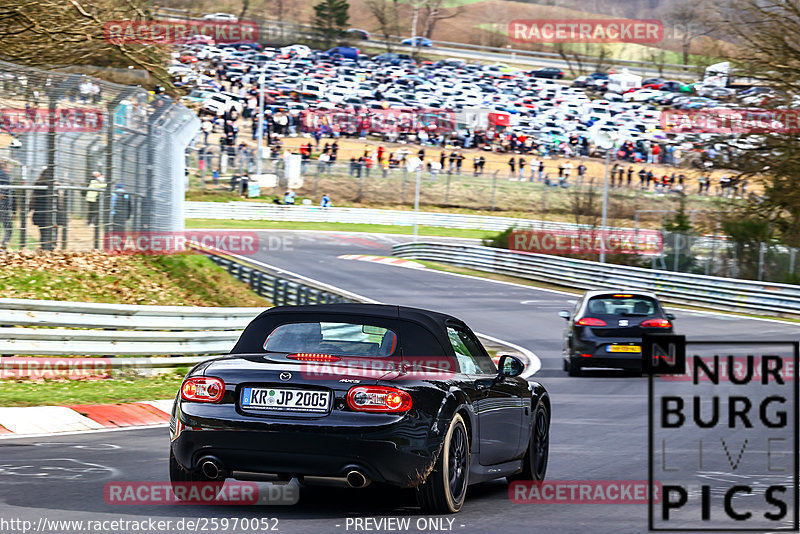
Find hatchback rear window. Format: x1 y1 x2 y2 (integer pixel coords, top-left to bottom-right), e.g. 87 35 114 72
585 295 659 317
263 322 397 357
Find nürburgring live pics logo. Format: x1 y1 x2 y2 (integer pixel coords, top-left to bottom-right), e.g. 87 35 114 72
646 335 799 531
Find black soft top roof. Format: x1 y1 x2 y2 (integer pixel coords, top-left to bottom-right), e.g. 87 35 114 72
230 303 465 355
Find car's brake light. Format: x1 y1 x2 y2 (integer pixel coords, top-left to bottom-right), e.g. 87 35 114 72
346 386 412 413
287 353 341 362
612 294 633 297
576 317 607 326
181 377 225 403
641 318 672 328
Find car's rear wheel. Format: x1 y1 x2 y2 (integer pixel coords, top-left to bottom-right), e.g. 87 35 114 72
566 355 582 377
416 413 469 514
169 449 223 500
509 399 549 482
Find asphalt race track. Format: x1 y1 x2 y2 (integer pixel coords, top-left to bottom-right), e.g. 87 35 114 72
1 230 798 534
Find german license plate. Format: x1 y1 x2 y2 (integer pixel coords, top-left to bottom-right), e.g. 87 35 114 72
241 387 331 413
607 345 641 353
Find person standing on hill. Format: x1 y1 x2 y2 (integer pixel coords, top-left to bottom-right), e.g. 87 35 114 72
86 171 106 226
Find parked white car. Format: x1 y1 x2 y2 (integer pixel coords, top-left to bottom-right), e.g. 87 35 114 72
202 13 238 22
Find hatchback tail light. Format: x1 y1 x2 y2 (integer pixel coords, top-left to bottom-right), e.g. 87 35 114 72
181 377 225 403
346 386 412 413
576 317 607 326
641 318 672 328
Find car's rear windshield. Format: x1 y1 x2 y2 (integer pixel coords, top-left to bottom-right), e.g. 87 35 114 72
586 295 659 317
263 322 397 357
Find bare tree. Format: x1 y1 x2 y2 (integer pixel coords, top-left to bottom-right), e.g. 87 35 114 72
0 0 172 89
704 0 800 247
420 0 463 39
407 0 463 44
365 0 400 51
555 43 611 77
239 0 251 20
661 0 714 66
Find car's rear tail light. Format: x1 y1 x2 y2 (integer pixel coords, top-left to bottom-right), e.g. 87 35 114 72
346 386 412 413
612 294 633 297
581 354 593 358
641 318 672 328
181 377 225 403
287 353 341 362
576 317 607 326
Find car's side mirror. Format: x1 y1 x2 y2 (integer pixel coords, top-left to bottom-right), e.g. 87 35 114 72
558 310 571 320
666 313 675 320
498 355 525 378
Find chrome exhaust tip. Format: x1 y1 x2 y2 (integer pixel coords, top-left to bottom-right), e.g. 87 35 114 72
345 470 370 488
200 457 223 480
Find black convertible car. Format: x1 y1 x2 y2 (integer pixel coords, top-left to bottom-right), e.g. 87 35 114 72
170 304 550 513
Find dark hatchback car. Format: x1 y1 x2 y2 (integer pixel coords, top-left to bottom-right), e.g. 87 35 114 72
559 291 675 376
527 67 564 79
170 304 550 513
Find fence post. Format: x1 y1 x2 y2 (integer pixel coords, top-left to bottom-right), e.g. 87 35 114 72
16 188 26 249
491 170 498 211
314 163 320 198
402 167 407 204
758 242 765 281
253 270 262 295
356 164 364 202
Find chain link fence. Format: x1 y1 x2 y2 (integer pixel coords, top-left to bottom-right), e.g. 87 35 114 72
0 60 199 251
655 231 800 284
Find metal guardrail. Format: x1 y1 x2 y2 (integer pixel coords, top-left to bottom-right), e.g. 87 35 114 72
0 249 350 358
0 246 536 373
0 298 256 330
185 201 627 233
392 242 800 319
202 252 352 306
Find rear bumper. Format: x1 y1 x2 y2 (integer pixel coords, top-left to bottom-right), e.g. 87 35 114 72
171 406 442 488
572 341 642 371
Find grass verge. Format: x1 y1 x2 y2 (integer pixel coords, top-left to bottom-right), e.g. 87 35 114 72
0 372 184 407
0 251 270 306
185 218 492 239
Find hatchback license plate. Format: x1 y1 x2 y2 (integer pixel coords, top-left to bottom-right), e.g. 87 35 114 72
607 345 641 353
241 387 330 413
